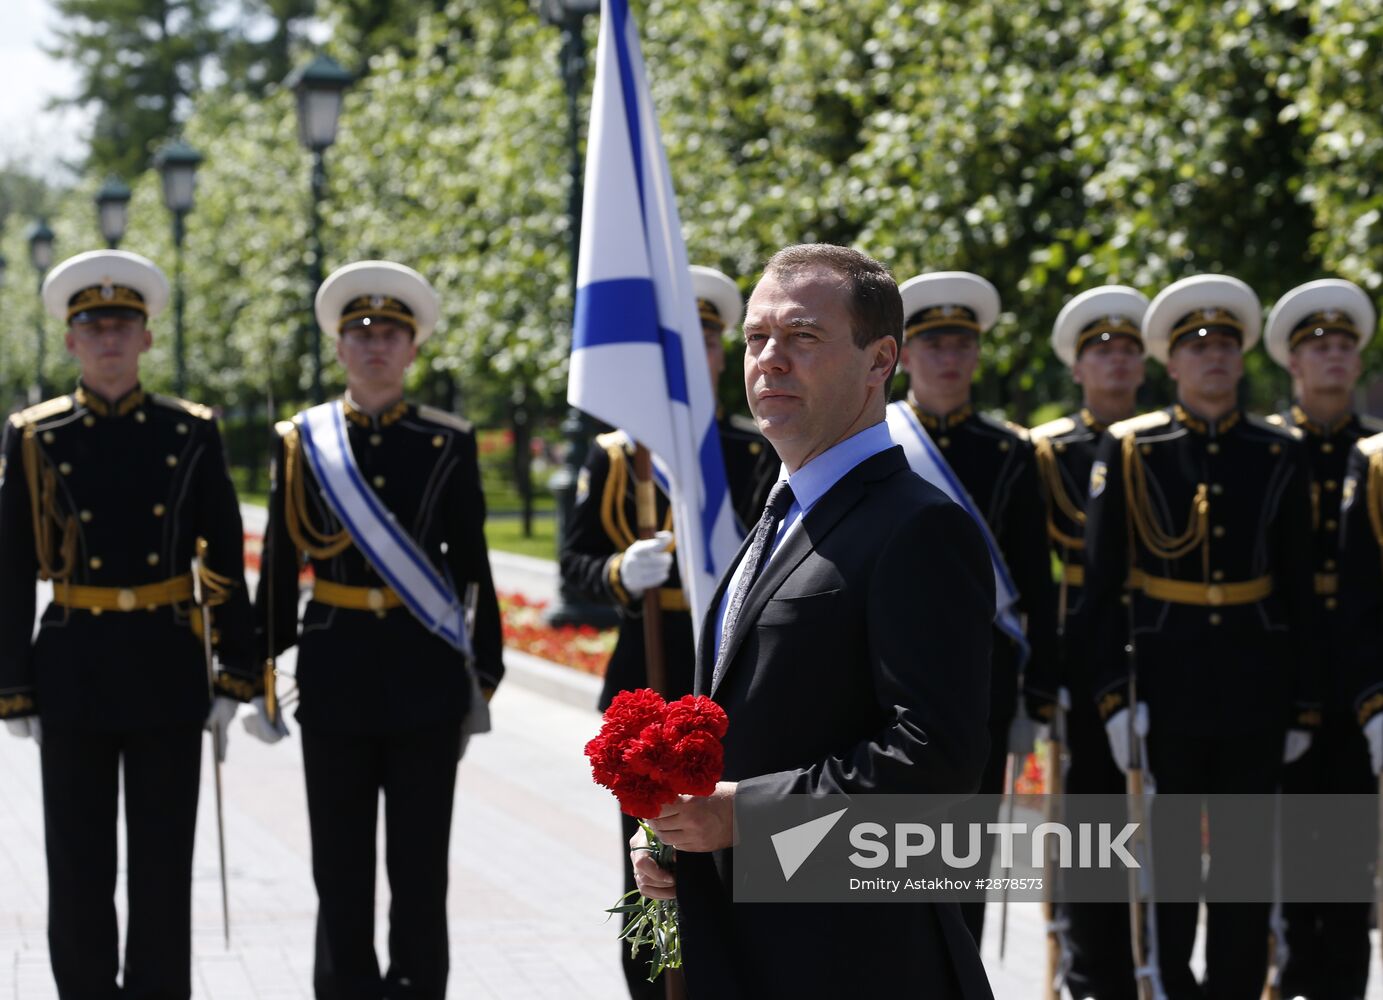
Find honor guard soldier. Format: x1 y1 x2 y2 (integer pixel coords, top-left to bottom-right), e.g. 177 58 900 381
1341 433 1383 778
1032 285 1149 1000
891 270 1060 944
248 261 503 1000
0 250 256 999
1263 278 1379 1000
559 265 776 1000
1083 274 1319 999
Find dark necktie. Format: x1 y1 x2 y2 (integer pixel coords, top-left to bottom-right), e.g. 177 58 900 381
713 479 796 686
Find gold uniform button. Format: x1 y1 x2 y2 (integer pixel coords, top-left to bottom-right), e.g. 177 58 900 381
1270 443 1282 455
89 556 103 570
373 475 386 489
79 510 93 523
370 434 382 446
153 503 166 517
1325 597 1338 611
83 416 95 428
1325 559 1337 571
135 411 147 423
1321 442 1334 454
59 462 72 475
116 589 137 612
1207 442 1220 455
433 435 445 448
1055 442 1067 453
146 553 160 566
938 436 950 448
1207 585 1225 606
42 431 55 444
1325 479 1338 492
1212 525 1226 538
998 441 1010 452
176 423 188 434
367 588 386 610
1212 569 1225 581
166 455 178 467
1209 612 1222 626
1325 519 1338 531
1141 444 1152 456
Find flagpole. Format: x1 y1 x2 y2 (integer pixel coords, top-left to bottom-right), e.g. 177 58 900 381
633 444 668 697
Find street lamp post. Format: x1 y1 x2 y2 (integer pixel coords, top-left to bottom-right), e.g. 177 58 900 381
286 53 352 405
537 0 615 629
26 219 55 404
95 177 132 249
153 140 202 397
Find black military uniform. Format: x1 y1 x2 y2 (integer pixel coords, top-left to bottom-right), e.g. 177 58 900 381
1031 409 1136 1000
560 415 774 999
1342 431 1383 744
0 383 255 999
1083 403 1319 997
908 400 1059 940
1286 418 1383 1000
255 396 503 1000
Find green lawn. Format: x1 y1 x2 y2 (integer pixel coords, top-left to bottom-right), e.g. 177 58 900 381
485 515 557 561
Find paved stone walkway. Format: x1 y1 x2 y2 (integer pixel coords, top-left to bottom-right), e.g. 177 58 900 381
3 534 1378 997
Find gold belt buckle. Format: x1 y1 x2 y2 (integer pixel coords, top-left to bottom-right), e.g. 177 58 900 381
117 588 138 611
367 588 385 610
1205 585 1224 606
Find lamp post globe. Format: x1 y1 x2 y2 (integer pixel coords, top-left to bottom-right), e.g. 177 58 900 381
95 177 133 249
26 218 56 402
286 53 353 404
154 140 202 396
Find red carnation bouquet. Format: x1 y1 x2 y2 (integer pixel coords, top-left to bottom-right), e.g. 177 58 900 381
584 688 729 979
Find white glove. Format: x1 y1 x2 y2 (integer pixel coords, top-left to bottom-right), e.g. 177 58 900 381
1366 715 1383 776
618 531 674 597
4 717 42 745
241 696 290 745
1282 729 1313 764
1104 703 1150 775
205 696 240 763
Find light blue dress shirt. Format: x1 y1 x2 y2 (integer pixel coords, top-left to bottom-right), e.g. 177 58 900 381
712 419 895 662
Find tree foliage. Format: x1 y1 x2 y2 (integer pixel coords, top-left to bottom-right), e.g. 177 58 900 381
8 0 1383 433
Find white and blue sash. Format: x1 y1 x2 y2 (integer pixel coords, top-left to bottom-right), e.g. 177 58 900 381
885 401 1030 667
298 401 490 735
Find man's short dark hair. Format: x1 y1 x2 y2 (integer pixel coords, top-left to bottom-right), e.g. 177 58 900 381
761 244 903 351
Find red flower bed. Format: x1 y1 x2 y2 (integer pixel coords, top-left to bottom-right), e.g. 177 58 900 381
499 591 615 676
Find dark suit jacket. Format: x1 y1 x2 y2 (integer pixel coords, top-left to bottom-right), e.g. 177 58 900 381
677 445 996 999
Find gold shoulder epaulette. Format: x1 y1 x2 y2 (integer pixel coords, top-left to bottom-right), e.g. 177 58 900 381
149 394 214 420
1108 410 1171 440
975 411 1031 442
1357 431 1383 458
1246 413 1302 440
728 412 762 436
596 430 634 456
9 395 74 429
417 405 472 433
1029 416 1077 442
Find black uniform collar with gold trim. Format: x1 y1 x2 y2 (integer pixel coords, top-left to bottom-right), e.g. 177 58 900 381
908 399 974 432
1289 403 1353 438
1174 403 1241 437
75 382 146 418
343 394 409 430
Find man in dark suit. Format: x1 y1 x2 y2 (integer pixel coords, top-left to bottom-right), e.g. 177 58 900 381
631 244 996 998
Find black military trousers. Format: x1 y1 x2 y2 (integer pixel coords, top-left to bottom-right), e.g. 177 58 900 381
1062 705 1138 1000
1148 724 1283 1000
1279 710 1374 1000
958 707 1011 944
301 722 462 1000
39 722 203 1000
